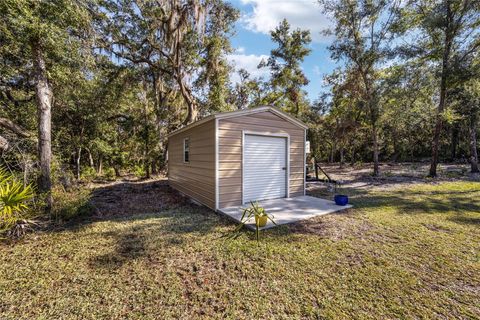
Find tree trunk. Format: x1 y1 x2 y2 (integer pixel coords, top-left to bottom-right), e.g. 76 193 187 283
372 121 380 176
162 146 168 171
470 114 479 173
142 81 151 179
363 73 380 176
450 124 459 161
87 149 94 168
144 150 150 178
76 147 82 180
177 73 198 125
339 146 345 168
391 128 399 162
330 142 336 163
339 125 345 168
31 39 53 211
0 117 31 138
429 83 447 176
151 72 167 165
151 161 157 174
429 5 453 177
97 156 103 175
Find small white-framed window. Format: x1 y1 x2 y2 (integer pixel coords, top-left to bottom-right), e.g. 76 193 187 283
183 138 190 163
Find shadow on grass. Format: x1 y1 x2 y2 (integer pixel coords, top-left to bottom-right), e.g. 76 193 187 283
448 215 480 226
78 212 223 270
50 179 238 269
90 230 147 269
84 207 236 269
53 179 230 232
355 193 480 214
52 177 480 269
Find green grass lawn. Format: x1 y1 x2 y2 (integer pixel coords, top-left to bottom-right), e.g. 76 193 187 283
1 181 479 319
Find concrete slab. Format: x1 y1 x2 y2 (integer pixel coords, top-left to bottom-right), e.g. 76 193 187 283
218 196 353 230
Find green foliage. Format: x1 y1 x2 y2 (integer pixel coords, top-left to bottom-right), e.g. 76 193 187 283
53 187 93 221
133 165 146 179
80 167 97 182
259 19 312 116
0 167 35 237
379 62 437 161
398 0 480 175
319 0 404 175
0 0 479 220
199 2 239 112
103 168 116 181
0 0 241 200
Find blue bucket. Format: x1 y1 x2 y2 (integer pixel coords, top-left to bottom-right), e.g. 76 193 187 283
334 194 349 206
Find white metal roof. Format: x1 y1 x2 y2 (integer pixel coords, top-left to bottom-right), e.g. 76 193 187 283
167 106 308 138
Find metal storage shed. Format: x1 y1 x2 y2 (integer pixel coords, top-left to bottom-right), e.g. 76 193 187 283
167 106 308 211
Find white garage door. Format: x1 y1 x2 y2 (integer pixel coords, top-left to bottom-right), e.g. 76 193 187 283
243 134 287 203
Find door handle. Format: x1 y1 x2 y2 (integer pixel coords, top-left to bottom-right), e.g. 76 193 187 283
282 167 286 170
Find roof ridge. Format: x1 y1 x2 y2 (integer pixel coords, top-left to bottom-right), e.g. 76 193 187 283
167 106 307 138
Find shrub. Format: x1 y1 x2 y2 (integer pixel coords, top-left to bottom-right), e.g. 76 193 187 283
53 187 93 221
134 165 146 178
104 167 116 181
81 166 97 181
0 168 35 238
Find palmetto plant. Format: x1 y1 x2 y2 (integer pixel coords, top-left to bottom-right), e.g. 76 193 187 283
232 201 276 242
0 167 34 238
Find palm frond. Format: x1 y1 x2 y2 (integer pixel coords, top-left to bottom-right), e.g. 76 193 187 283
0 167 35 238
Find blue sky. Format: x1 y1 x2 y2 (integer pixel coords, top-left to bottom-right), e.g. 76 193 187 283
226 0 339 101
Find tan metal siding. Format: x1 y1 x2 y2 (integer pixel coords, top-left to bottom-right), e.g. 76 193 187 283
218 110 305 208
168 120 216 209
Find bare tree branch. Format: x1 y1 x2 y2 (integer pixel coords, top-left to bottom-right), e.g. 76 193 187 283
0 117 31 138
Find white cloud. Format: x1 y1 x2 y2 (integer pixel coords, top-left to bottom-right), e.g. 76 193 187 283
240 0 331 43
313 65 321 75
227 52 270 84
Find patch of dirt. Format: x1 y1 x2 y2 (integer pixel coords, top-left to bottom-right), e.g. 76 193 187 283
310 162 478 192
288 210 374 241
88 176 191 217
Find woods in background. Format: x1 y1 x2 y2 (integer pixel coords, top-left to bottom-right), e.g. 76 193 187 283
0 0 479 213
310 0 479 176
